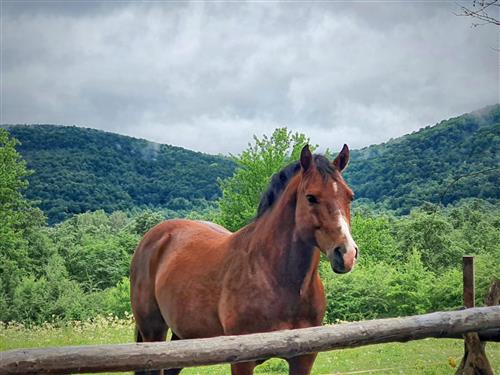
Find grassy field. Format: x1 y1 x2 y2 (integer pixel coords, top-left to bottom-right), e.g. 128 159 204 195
1 316 499 375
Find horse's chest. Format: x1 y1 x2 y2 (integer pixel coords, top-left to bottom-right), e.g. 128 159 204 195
219 279 325 334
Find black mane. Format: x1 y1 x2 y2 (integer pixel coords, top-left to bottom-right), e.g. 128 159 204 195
256 154 334 217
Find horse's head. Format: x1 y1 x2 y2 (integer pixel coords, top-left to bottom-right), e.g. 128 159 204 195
295 145 358 274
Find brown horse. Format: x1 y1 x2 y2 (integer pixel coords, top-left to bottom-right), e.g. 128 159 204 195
130 144 358 375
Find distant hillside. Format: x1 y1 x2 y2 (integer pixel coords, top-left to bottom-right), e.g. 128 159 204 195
2 125 235 223
345 104 500 213
3 105 499 222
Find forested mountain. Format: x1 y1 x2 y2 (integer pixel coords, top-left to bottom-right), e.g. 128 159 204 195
345 104 499 213
1 125 235 223
2 104 499 222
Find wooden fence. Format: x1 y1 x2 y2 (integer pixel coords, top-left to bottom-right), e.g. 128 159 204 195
1 306 499 374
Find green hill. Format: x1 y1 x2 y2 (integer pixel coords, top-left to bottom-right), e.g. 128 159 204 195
1 125 235 223
3 104 499 222
345 104 500 213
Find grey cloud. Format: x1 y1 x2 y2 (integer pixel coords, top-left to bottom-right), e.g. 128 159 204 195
1 2 498 154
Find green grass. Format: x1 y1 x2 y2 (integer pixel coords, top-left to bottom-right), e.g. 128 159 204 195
1 317 499 375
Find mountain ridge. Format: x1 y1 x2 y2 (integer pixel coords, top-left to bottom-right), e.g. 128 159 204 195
3 104 499 222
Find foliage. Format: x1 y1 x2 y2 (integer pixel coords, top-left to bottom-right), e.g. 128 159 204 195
0 129 51 321
386 249 434 316
95 278 132 319
345 104 500 214
322 261 395 322
2 125 235 224
350 212 401 265
216 128 313 231
322 200 499 322
393 208 461 270
3 105 499 224
10 254 89 324
1 125 499 327
131 209 164 236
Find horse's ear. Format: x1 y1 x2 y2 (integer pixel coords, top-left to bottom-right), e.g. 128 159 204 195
333 144 349 172
300 144 313 172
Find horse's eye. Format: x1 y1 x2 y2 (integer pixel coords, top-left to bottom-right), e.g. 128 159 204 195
306 195 318 204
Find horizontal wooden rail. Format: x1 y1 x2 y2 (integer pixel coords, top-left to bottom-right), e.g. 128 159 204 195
1 306 499 374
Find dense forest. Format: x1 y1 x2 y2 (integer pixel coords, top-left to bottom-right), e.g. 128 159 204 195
2 104 499 223
1 125 235 223
347 104 500 213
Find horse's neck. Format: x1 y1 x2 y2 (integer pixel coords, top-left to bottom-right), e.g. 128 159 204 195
238 189 319 293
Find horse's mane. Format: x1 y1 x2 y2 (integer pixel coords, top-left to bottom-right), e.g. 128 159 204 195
256 154 334 218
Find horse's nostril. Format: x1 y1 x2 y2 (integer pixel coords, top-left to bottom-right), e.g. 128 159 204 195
355 247 359 259
334 246 342 258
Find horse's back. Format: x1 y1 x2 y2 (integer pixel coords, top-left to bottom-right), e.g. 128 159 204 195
131 219 231 275
131 219 232 339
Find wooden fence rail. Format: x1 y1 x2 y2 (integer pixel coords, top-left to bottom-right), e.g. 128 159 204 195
1 306 499 374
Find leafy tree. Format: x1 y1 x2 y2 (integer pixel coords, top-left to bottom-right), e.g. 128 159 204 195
0 129 49 320
96 277 132 318
11 254 88 323
50 210 139 291
216 128 312 231
429 268 462 311
387 249 434 316
322 261 395 322
351 213 401 265
131 209 165 236
394 208 462 270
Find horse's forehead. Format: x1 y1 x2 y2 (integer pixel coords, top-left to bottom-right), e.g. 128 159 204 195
304 170 353 199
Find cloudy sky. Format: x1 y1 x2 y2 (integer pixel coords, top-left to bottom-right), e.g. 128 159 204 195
1 1 498 154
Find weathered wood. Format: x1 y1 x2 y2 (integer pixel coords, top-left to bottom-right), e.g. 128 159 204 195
463 256 475 308
448 328 500 342
456 278 500 375
456 332 493 375
484 278 500 307
1 306 499 375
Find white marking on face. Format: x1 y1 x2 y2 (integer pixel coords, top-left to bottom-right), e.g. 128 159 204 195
338 211 357 251
332 182 338 193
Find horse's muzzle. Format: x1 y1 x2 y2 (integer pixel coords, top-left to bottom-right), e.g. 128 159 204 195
328 245 358 274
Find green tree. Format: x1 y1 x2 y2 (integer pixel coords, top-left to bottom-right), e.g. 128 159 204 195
0 129 49 320
50 210 139 292
322 261 394 322
394 208 462 270
216 128 312 231
131 209 164 236
387 249 434 316
351 213 401 265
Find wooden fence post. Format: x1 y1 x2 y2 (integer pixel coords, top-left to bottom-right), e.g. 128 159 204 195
463 255 475 309
456 256 494 375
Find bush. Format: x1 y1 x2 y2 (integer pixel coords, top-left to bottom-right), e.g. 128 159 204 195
96 278 132 318
429 268 462 311
387 249 434 316
10 255 91 324
351 213 401 265
322 261 394 322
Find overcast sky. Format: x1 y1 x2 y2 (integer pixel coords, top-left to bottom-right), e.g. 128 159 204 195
1 1 498 154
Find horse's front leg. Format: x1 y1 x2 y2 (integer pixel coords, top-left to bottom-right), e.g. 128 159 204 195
287 353 318 375
231 361 257 375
